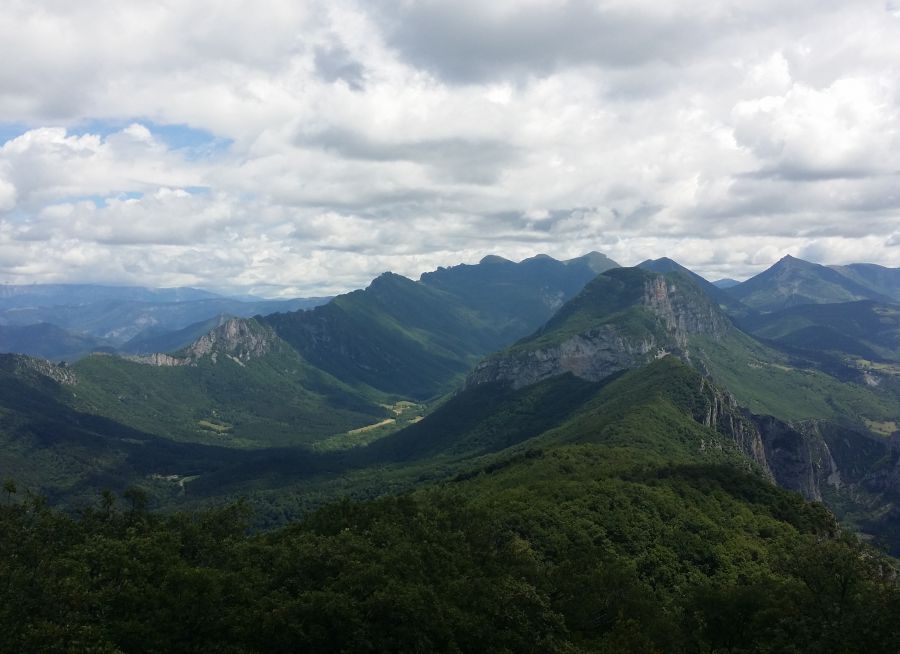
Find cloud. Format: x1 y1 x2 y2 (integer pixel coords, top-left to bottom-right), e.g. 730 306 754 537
0 125 207 210
369 0 712 83
0 0 899 294
315 42 367 90
732 78 900 180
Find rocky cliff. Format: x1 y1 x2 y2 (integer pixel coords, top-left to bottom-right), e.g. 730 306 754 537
0 353 78 385
468 324 662 389
690 373 838 500
122 318 275 367
468 270 729 389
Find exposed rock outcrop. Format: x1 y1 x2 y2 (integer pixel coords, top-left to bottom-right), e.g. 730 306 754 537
686 375 841 501
121 318 275 367
184 318 274 362
124 353 187 367
468 325 661 389
469 273 729 390
641 275 730 345
752 416 836 502
695 376 774 481
0 353 78 385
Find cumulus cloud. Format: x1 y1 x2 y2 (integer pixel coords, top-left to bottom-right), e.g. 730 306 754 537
0 0 899 294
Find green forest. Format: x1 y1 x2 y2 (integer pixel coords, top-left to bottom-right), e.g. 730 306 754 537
3 444 899 653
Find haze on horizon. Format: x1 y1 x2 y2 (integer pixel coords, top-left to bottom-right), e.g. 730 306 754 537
1 0 899 297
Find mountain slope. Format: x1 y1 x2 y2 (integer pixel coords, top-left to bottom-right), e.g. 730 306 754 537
0 354 250 506
830 262 900 301
264 254 607 399
739 300 900 363
6 427 898 653
725 255 890 311
70 318 387 448
470 267 729 389
565 250 620 273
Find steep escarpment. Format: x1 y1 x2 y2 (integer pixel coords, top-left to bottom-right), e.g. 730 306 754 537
695 378 852 501
468 268 729 389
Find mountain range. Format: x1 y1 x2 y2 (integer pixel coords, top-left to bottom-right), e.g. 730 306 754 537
4 250 900 651
2 251 900 552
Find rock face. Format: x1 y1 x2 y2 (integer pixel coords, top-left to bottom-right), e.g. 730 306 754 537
0 353 77 385
468 325 661 389
123 318 275 367
752 416 836 502
695 376 774 481
184 318 274 362
124 353 187 367
690 375 842 501
641 276 730 345
468 272 729 390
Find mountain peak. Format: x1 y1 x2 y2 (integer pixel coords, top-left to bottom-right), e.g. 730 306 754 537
565 251 619 273
479 255 512 265
727 254 889 311
773 254 812 269
521 253 555 263
123 318 276 367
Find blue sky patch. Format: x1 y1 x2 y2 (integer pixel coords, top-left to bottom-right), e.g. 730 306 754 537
0 118 232 157
0 122 32 146
73 119 232 158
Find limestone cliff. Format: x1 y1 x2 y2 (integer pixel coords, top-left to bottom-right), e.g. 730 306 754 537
122 318 275 367
468 269 729 389
0 353 77 385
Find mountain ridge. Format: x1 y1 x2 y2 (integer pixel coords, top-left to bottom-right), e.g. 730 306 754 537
725 255 893 311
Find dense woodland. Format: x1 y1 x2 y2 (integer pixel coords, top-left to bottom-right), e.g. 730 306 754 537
3 445 899 653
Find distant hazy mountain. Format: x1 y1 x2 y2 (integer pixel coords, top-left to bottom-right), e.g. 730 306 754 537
0 323 114 360
829 263 900 302
724 255 891 312
0 284 220 308
564 250 619 273
739 300 900 363
712 278 739 288
0 296 330 344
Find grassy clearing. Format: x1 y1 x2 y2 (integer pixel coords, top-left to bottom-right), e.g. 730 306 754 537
348 418 396 435
313 401 426 451
198 419 231 433
863 419 898 436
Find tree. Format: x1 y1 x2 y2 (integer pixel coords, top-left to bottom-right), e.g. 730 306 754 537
99 489 116 517
124 486 148 514
2 479 15 503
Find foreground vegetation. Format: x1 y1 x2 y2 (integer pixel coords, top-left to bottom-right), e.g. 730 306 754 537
3 443 899 653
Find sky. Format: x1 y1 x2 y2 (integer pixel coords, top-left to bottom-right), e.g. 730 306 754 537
1 0 899 296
